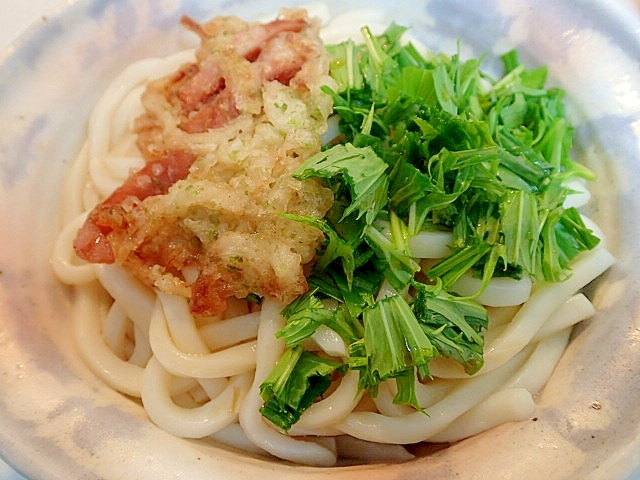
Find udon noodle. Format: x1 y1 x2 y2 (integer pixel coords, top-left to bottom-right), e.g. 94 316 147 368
50 7 615 467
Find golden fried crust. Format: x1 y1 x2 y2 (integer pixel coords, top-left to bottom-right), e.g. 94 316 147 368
75 10 335 316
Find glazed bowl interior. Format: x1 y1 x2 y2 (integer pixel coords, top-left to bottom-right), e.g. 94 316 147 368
1 0 640 478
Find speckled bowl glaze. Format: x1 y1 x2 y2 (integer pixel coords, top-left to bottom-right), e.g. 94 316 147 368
1 0 640 478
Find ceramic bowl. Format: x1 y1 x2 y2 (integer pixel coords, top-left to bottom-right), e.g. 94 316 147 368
1 0 640 478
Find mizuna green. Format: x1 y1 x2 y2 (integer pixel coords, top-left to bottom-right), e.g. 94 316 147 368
258 23 600 432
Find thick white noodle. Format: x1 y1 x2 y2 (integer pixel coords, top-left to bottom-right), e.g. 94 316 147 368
289 370 364 436
414 378 459 409
197 378 229 400
563 179 591 209
50 212 97 285
337 347 530 444
310 324 349 358
408 230 453 259
429 246 615 378
505 328 572 395
128 322 153 368
480 247 614 372
157 292 210 354
452 273 533 307
148 297 257 378
487 304 522 328
141 356 252 438
373 376 459 415
210 423 269 456
95 264 155 332
532 293 595 343
73 284 145 397
428 388 535 443
50 139 96 284
100 301 129 359
372 380 415 418
378 221 454 259
429 328 571 443
334 436 414 463
198 311 261 351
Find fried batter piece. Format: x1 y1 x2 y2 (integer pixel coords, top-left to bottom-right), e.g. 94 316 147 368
74 9 335 316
